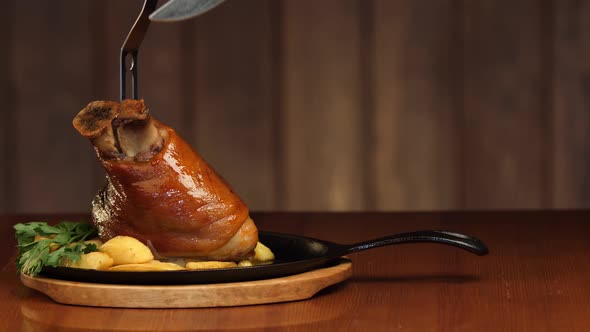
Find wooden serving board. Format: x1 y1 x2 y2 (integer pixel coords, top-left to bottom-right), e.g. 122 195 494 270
20 260 352 308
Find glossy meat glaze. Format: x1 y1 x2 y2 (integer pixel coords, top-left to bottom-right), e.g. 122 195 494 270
73 100 258 260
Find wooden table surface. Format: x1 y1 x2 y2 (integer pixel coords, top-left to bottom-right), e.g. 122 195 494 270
1 211 590 331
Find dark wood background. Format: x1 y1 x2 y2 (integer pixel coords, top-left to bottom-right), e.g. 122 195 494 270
1 0 589 213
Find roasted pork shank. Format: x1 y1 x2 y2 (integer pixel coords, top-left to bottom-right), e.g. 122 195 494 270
73 99 258 260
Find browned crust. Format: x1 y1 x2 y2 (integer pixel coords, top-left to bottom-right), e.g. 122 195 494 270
73 101 120 138
76 99 258 259
117 99 149 122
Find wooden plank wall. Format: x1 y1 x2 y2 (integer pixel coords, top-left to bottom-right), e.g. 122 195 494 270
373 0 459 210
463 0 549 209
282 0 366 211
11 1 100 213
554 0 590 208
1 0 589 213
0 0 15 213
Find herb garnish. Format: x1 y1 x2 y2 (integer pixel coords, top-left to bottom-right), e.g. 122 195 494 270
14 221 99 276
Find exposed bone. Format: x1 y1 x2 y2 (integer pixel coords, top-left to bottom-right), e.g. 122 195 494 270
115 100 162 160
92 125 123 159
73 99 164 161
73 101 120 138
73 101 121 158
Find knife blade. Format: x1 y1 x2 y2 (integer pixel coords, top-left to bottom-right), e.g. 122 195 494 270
149 0 226 22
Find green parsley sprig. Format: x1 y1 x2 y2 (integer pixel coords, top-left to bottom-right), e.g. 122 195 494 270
14 221 99 276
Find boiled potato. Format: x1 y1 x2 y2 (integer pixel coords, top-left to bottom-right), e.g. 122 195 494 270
143 260 185 270
99 236 154 265
238 260 253 267
163 257 187 267
62 251 114 270
252 242 275 262
186 261 237 270
108 260 185 271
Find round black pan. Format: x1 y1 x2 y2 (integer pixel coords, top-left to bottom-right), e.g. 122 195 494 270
40 230 489 285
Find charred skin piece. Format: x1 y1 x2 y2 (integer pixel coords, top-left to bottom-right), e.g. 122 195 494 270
73 100 258 260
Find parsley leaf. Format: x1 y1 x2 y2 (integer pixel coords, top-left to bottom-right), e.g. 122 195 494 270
14 221 99 276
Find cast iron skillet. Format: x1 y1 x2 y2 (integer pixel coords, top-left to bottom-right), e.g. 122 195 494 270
40 230 489 285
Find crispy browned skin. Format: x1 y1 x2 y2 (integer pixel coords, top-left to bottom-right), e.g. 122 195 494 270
73 100 258 260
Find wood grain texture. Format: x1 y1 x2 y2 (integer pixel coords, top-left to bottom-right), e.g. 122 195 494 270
4 211 590 331
12 0 99 213
553 0 590 208
462 0 548 209
139 9 185 133
4 0 590 212
282 0 366 211
189 0 276 210
20 260 352 308
0 0 16 213
373 0 458 210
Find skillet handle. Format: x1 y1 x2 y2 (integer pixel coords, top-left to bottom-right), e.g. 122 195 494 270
343 230 489 256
